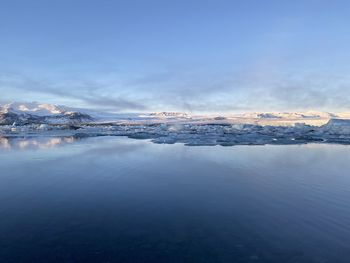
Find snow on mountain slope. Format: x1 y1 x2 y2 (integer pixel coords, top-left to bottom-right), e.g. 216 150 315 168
0 102 68 116
239 111 338 120
1 101 350 126
0 102 147 124
148 112 190 118
0 102 93 125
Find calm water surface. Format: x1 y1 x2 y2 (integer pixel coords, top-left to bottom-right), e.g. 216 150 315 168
0 136 350 263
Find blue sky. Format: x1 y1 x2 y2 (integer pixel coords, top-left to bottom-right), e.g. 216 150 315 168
1 0 350 113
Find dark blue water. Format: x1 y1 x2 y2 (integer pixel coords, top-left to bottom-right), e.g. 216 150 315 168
1 136 350 263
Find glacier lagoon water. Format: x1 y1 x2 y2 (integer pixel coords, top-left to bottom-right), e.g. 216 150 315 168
0 136 350 263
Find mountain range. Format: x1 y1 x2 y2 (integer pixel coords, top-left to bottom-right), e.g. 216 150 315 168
1 102 349 126
0 102 93 125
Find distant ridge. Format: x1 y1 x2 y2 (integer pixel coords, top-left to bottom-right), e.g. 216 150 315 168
0 102 93 125
1 101 350 126
239 111 339 120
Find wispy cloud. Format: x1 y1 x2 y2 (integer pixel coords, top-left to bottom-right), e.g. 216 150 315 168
0 73 146 111
1 69 350 113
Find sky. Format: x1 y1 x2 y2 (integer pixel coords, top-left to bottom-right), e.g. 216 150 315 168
1 0 350 113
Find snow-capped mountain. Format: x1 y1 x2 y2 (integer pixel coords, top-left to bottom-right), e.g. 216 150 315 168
0 102 93 125
0 102 69 116
147 112 190 118
1 101 350 126
239 111 338 120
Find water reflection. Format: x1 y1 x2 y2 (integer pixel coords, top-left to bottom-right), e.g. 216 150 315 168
1 137 350 262
0 136 77 150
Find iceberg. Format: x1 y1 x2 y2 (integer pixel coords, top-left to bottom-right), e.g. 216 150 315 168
1 102 350 146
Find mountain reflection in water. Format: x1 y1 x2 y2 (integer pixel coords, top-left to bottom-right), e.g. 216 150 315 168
0 136 77 150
